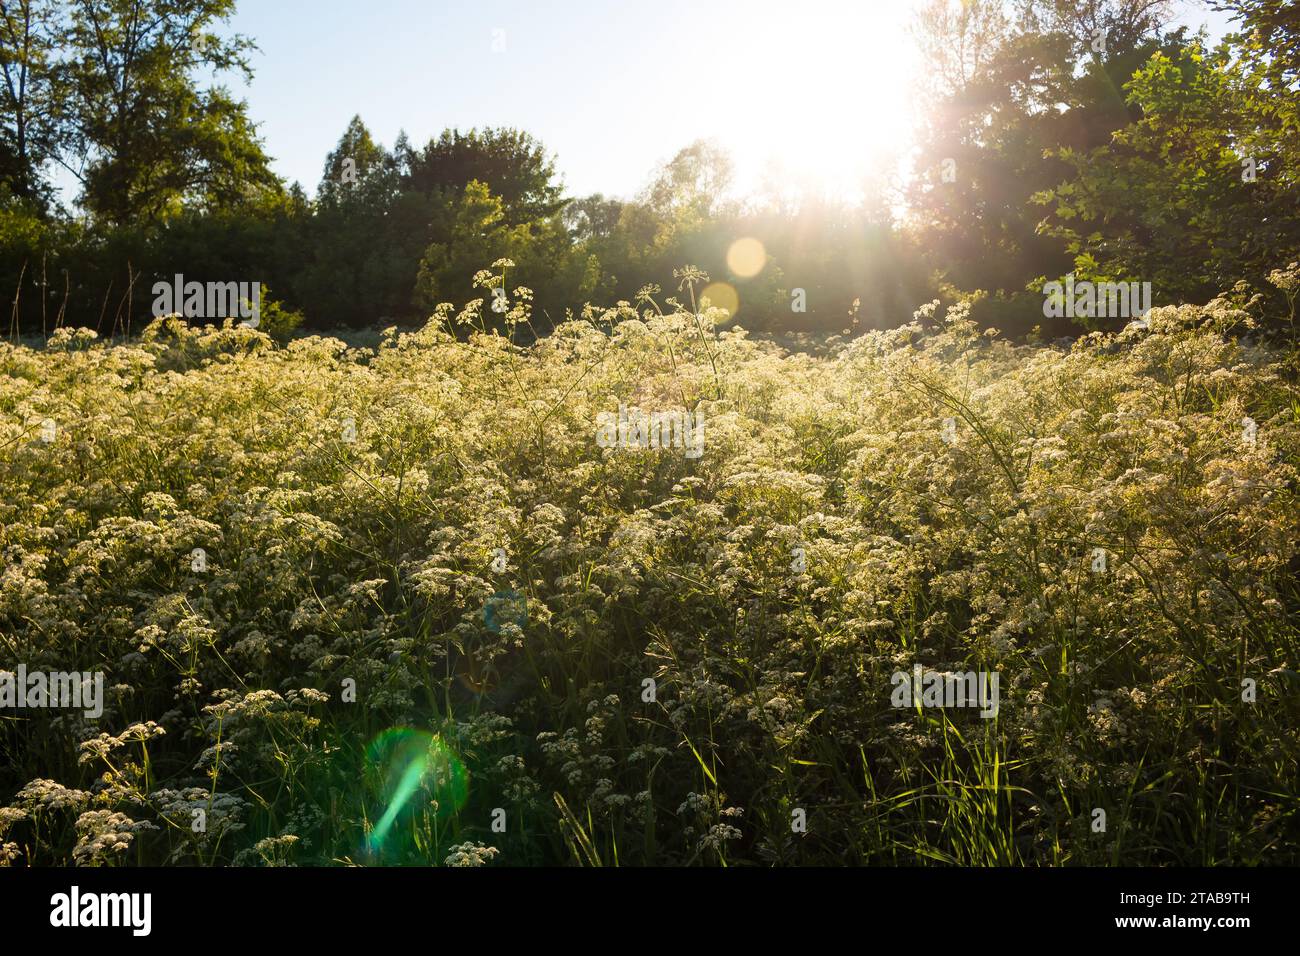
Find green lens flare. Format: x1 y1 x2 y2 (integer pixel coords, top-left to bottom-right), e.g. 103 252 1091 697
364 728 469 858
483 589 527 633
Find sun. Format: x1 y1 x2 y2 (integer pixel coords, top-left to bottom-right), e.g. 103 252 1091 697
700 1 922 201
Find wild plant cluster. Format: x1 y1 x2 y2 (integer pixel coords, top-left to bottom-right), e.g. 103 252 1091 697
1 266 1297 866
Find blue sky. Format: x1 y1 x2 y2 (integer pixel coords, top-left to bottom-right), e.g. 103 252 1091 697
227 0 787 200
208 0 1232 202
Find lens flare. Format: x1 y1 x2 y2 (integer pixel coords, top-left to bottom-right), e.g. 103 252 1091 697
364 728 468 859
483 589 527 634
726 237 766 278
699 282 739 318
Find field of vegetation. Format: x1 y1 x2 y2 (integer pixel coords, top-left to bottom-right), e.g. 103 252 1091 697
2 266 1298 866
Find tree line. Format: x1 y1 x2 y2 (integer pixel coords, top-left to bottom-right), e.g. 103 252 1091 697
1 0 1297 339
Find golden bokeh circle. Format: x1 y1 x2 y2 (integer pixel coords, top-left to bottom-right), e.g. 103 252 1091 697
699 282 739 317
726 237 767 279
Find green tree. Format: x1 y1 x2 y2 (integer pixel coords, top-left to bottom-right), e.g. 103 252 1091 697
906 0 1183 297
407 127 564 226
316 114 401 209
1015 0 1176 57
642 139 734 222
1035 39 1300 310
1220 0 1300 71
415 179 598 324
1212 2 1299 130
62 0 280 225
563 193 624 243
416 179 536 310
293 117 433 325
0 0 63 208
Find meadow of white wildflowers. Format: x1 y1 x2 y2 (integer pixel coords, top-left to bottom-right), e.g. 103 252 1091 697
1 267 1297 866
